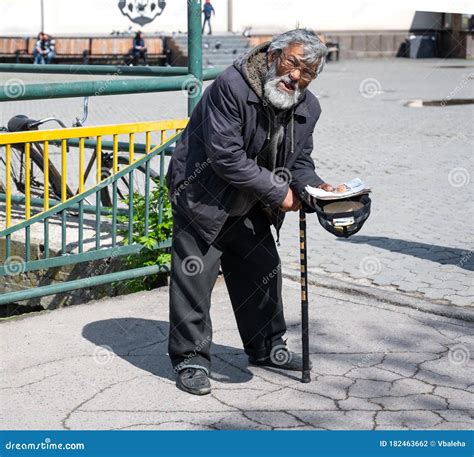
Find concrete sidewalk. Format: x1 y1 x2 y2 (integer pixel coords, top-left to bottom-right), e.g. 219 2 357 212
1 276 472 430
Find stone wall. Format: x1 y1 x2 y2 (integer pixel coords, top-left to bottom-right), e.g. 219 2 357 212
250 31 409 59
1 235 168 312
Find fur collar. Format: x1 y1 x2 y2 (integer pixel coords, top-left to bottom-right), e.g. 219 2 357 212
234 41 271 100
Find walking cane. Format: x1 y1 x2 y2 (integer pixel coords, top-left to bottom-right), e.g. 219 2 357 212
297 187 372 383
299 208 311 383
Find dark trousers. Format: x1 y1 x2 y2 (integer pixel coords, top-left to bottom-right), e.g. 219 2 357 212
132 49 147 65
202 17 212 34
168 202 287 374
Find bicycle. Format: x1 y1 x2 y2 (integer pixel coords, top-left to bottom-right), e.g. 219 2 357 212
0 97 159 211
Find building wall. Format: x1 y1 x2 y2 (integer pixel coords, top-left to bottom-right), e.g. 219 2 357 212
0 0 472 36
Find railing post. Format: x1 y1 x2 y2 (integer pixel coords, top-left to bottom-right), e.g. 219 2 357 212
188 0 203 116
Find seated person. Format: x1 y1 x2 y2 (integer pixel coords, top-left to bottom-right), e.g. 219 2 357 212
131 31 147 65
33 32 55 64
44 34 56 64
33 32 47 64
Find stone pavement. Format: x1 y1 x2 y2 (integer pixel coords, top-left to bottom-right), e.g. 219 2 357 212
0 276 472 430
0 58 472 307
276 58 474 309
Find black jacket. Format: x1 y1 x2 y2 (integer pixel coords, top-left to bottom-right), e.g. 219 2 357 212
166 42 325 245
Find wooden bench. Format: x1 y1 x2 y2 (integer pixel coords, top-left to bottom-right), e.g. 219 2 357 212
0 36 167 66
29 37 90 63
84 37 167 65
0 37 29 63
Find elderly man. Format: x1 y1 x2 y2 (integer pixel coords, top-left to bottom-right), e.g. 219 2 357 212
165 29 335 395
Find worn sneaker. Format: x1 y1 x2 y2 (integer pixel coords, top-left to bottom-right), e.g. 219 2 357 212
248 345 313 371
176 367 211 395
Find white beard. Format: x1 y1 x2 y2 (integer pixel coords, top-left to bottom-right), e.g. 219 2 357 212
263 62 302 110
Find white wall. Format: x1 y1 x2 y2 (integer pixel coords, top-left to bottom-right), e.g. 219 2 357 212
232 1 417 32
0 0 472 36
0 0 223 36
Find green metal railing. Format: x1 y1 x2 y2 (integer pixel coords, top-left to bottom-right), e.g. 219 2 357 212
0 72 217 102
0 120 187 305
0 64 221 78
0 0 223 305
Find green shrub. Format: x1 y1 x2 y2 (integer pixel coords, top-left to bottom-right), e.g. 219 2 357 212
115 178 173 292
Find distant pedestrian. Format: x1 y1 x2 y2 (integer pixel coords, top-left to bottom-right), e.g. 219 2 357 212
202 0 215 35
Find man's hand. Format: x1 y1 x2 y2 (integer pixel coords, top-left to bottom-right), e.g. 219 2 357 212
280 188 302 212
318 182 335 192
318 182 348 192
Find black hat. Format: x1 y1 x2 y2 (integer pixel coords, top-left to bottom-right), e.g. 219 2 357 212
301 190 372 238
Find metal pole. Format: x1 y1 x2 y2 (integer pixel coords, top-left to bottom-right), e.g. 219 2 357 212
187 0 203 115
0 264 170 306
0 63 223 79
40 0 44 32
227 0 233 33
299 209 311 383
0 75 192 102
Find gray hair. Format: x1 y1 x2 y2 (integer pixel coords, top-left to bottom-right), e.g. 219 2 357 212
268 28 328 76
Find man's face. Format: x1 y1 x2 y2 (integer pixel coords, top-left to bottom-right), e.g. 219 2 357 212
263 42 319 110
268 42 318 94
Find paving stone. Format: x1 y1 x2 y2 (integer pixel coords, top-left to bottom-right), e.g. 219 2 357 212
372 393 448 411
434 386 474 411
388 378 434 396
291 410 376 430
444 295 474 307
375 411 443 429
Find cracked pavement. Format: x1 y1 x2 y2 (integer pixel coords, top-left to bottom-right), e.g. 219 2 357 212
1 276 472 430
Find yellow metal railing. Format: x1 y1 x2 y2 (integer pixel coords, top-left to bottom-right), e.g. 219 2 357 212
0 119 188 230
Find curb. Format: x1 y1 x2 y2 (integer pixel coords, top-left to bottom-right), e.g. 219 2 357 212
282 267 474 323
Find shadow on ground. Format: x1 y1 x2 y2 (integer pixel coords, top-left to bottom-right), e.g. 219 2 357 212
341 236 473 271
82 318 254 384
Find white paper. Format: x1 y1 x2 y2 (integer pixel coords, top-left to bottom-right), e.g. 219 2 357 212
305 177 371 200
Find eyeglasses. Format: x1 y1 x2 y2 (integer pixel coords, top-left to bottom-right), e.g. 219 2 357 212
277 51 318 82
